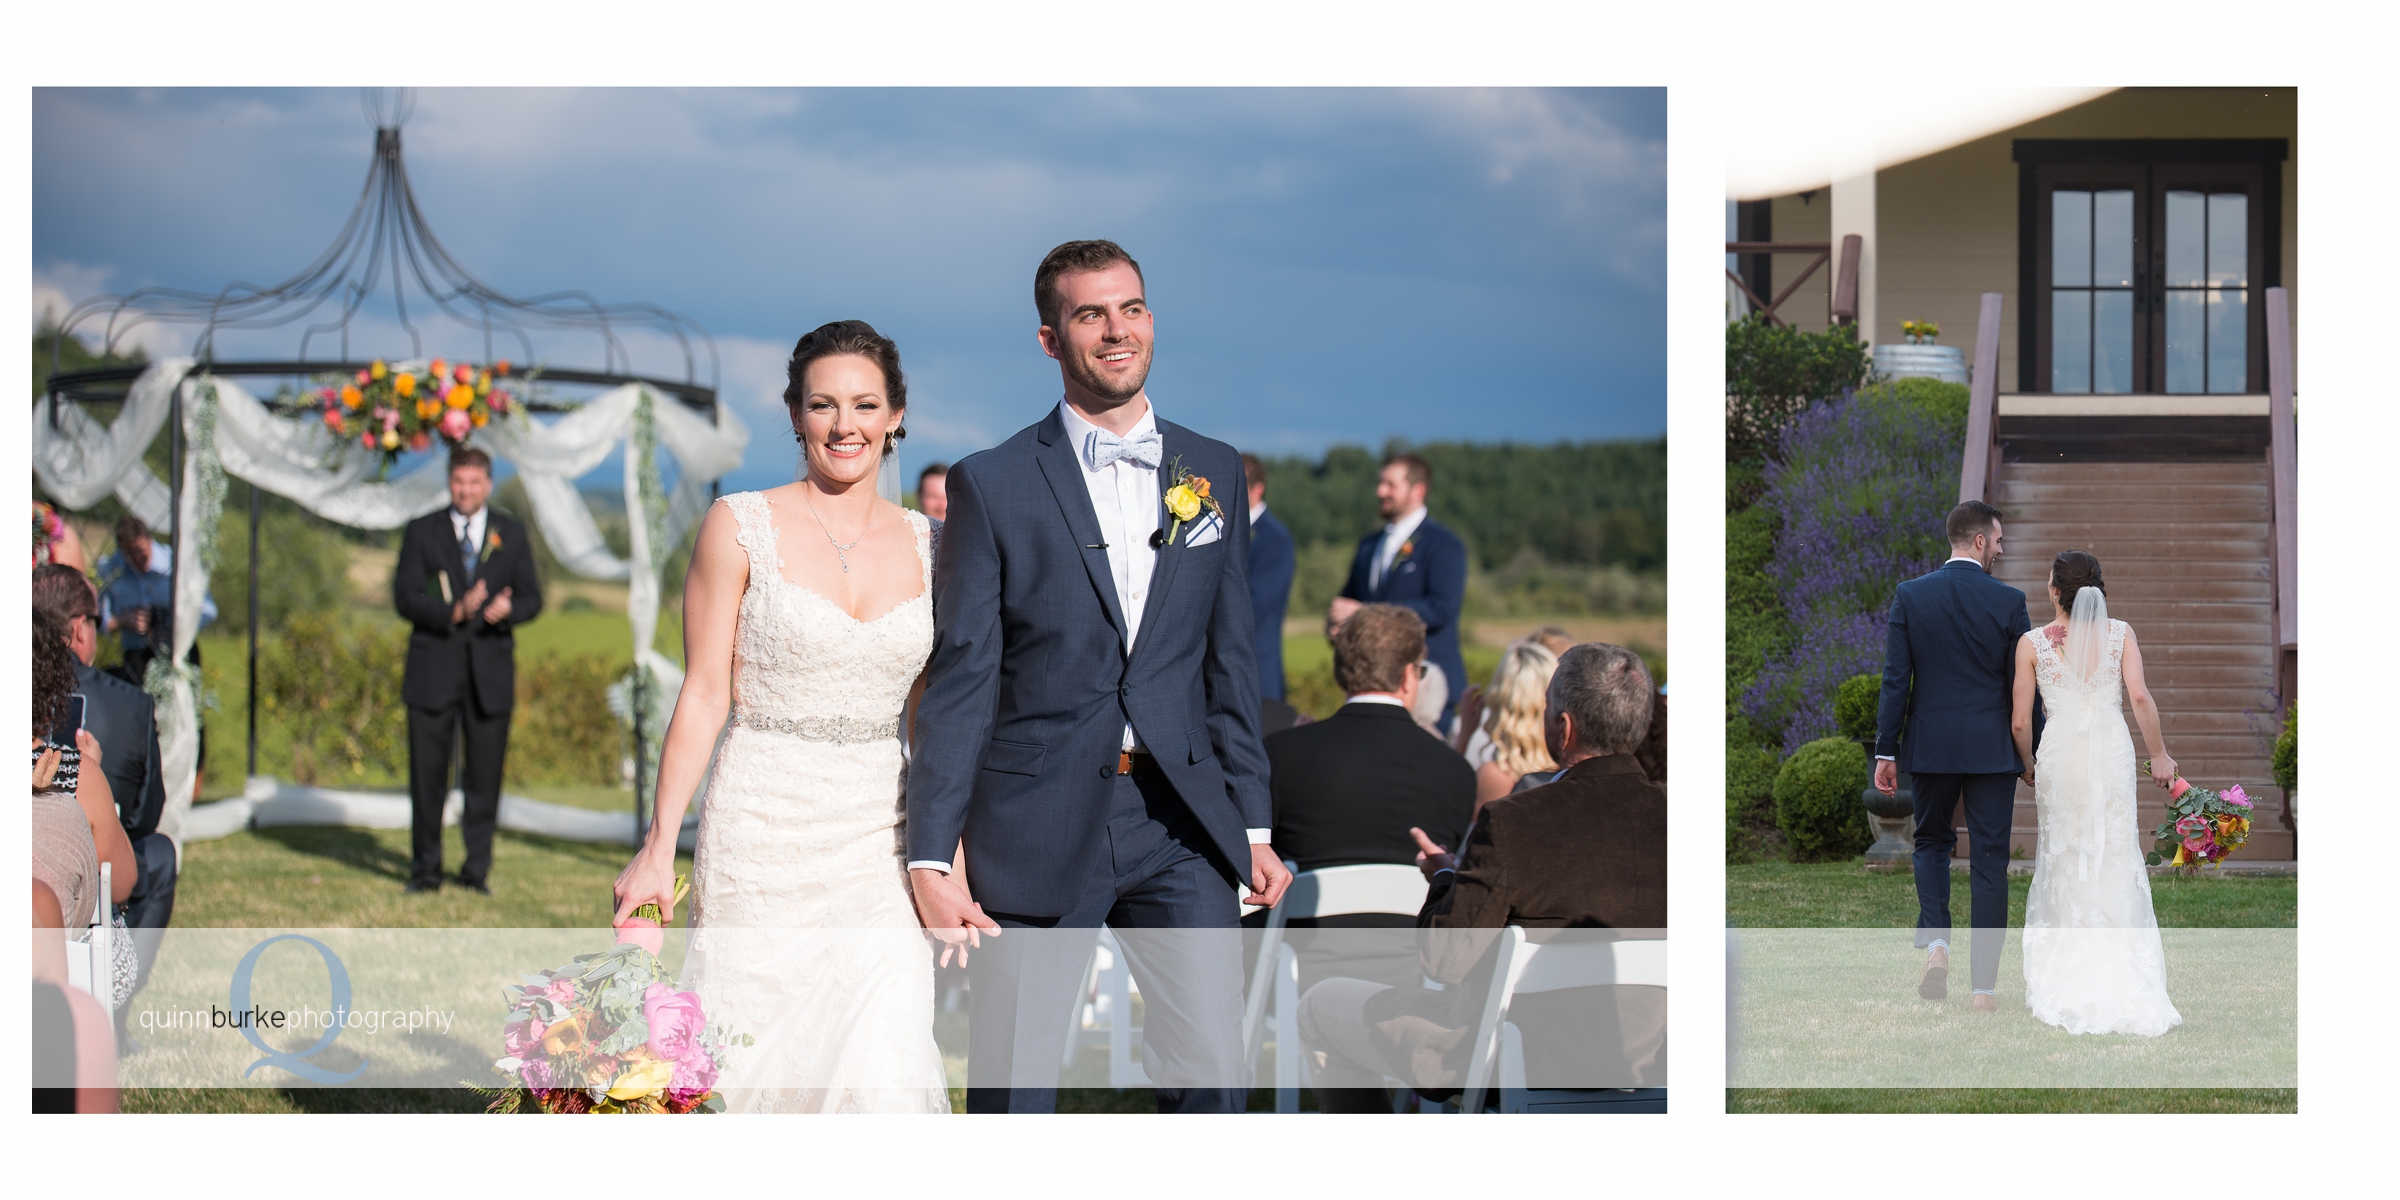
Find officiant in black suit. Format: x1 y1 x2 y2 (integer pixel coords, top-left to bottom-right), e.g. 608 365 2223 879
392 447 542 894
1329 453 1468 734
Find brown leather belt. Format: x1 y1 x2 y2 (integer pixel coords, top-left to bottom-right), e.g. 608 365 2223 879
1116 750 1158 776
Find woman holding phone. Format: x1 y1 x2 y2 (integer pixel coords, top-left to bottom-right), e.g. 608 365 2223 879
32 609 134 936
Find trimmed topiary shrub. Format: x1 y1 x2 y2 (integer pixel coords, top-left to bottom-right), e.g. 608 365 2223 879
1773 736 1874 862
1727 743 1782 861
1834 673 1881 744
2271 703 2296 794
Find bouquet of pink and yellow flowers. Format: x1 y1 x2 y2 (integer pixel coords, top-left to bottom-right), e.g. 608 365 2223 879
2142 763 2256 871
480 875 749 1113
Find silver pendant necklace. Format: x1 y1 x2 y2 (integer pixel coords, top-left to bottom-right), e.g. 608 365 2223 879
803 484 872 573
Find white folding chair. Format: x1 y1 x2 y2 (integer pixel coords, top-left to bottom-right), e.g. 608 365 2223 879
1248 863 1428 1112
61 861 116 1027
1458 927 1666 1114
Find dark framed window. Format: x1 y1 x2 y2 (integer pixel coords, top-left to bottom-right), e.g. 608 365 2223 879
2017 139 2284 395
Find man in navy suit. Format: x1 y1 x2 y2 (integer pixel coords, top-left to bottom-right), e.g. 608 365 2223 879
1242 452 1296 702
1873 499 2031 1011
1330 453 1469 733
907 239 1291 1113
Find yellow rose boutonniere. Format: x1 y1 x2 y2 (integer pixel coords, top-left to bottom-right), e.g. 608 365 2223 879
1158 456 1224 547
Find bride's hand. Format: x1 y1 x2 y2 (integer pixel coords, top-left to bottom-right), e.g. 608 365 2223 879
2150 753 2178 789
911 868 1000 967
613 848 678 926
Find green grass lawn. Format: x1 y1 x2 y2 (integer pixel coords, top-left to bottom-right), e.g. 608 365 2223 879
1726 863 2297 1114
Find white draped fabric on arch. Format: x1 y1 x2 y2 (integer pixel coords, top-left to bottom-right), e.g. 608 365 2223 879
32 358 751 845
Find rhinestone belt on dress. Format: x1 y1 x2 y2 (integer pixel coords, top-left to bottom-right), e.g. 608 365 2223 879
731 710 899 745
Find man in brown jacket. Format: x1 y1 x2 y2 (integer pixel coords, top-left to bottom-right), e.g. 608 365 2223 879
1295 642 1666 1111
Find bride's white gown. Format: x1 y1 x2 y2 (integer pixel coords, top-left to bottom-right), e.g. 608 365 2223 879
2021 617 2182 1037
682 491 950 1112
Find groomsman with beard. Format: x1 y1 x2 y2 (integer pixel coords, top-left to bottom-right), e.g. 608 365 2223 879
1329 453 1468 734
393 447 543 894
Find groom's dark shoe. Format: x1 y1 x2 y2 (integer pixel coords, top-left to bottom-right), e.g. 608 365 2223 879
1919 946 1949 1000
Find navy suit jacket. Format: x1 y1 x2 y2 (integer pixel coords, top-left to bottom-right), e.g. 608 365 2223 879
1247 507 1296 701
907 407 1274 918
72 661 166 842
1340 516 1469 729
1875 559 2033 776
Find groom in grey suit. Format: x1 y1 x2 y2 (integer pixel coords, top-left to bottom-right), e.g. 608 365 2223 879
907 239 1293 1112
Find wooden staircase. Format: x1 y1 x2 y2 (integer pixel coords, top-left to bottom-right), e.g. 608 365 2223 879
1986 459 2294 860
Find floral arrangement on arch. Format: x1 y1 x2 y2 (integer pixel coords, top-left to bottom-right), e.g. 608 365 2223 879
316 357 519 463
2142 762 2255 871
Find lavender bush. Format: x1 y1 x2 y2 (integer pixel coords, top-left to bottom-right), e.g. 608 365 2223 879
1742 381 1968 754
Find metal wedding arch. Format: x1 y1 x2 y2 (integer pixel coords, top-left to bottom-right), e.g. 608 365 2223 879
36 90 742 841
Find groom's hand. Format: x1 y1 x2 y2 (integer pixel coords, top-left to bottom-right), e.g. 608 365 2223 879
911 868 999 966
1873 759 1898 797
1246 845 1293 908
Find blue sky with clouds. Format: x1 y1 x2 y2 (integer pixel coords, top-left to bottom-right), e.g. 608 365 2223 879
34 88 1663 494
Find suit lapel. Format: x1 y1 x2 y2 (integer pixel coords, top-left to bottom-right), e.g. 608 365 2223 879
1130 423 1189 663
1034 412 1130 645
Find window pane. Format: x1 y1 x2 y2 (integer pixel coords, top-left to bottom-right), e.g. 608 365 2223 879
2052 290 2091 393
2094 190 2135 288
2164 290 2205 394
2165 190 2205 288
2209 192 2249 287
2208 289 2248 393
2094 289 2134 394
2052 190 2091 287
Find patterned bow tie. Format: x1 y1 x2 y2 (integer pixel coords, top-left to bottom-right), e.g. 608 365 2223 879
1085 427 1162 472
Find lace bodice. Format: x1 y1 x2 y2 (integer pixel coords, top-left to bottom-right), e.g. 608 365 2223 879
2027 619 2128 712
721 491 933 723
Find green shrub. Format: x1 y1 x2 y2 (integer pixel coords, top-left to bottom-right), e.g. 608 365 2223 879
1863 375 1971 428
258 612 409 785
2271 703 2296 793
1726 315 1874 462
1726 743 1781 862
1725 502 1786 749
508 653 628 788
1772 736 1873 862
1834 673 1881 743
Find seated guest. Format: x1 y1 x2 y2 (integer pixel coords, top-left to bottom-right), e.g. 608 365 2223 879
916 461 949 521
33 880 120 1112
36 564 174 1042
1297 643 1666 1112
1255 606 1475 1012
1452 626 1575 760
1257 693 1303 738
32 610 135 940
1636 686 1666 786
98 515 217 688
1264 604 1474 875
1464 641 1559 812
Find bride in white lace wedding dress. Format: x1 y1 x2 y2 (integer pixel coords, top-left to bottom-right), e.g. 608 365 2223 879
614 324 950 1112
2010 551 2182 1038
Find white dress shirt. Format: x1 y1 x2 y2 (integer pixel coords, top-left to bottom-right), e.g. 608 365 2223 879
911 400 1266 875
1249 500 1267 526
1876 555 1989 763
1370 505 1430 593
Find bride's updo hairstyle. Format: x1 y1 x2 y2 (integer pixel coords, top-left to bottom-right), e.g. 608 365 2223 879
2052 549 2105 600
783 320 909 445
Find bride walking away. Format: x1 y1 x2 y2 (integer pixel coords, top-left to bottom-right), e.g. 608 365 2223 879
613 320 952 1112
2012 549 2182 1038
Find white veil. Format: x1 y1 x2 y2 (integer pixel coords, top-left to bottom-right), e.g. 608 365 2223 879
2060 585 2109 682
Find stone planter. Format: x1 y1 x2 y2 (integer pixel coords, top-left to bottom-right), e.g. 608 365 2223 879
1874 343 1968 385
1858 742 1914 870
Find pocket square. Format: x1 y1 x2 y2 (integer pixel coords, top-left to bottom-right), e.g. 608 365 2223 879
1183 512 1225 547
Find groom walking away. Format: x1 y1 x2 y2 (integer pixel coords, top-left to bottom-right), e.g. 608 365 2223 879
1874 500 2031 1011
1329 454 1468 734
392 448 543 894
908 238 1291 1113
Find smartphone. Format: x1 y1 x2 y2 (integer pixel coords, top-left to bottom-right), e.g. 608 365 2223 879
50 693 87 747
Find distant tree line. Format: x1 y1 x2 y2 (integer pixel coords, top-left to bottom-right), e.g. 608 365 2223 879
1250 438 1666 574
